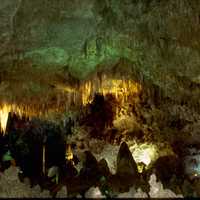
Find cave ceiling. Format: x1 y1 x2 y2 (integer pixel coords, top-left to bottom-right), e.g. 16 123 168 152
0 0 200 114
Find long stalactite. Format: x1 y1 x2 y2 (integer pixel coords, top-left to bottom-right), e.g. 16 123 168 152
0 73 143 134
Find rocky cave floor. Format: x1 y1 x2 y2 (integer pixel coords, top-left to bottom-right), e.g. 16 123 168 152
0 90 200 198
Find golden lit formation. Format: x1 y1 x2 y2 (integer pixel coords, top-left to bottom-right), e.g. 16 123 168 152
129 142 158 172
81 77 142 106
0 76 142 135
65 144 73 161
0 104 11 134
0 103 45 135
0 103 67 135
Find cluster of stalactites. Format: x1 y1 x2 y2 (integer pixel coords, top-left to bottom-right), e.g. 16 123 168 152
0 103 55 135
0 104 11 134
0 103 38 134
0 75 142 134
80 74 142 106
54 75 142 111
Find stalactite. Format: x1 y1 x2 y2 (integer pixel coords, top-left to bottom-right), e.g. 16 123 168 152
0 72 143 130
43 145 46 175
0 104 11 134
65 144 73 162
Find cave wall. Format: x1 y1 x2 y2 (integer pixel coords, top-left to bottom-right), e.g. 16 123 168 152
0 0 200 107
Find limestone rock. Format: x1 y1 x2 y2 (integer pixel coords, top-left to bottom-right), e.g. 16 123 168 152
116 142 138 178
98 158 110 177
152 155 183 187
0 0 200 112
149 174 183 198
85 187 106 198
79 151 100 184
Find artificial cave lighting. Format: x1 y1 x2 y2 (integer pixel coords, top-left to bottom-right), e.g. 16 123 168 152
37 76 142 118
0 104 11 134
129 142 158 172
80 75 142 115
0 75 189 198
0 103 36 135
0 102 69 130
1 0 200 198
0 103 34 120
55 84 75 93
65 144 73 161
80 77 142 106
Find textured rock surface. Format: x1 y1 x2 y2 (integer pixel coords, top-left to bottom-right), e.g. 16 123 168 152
0 166 185 198
0 0 200 108
0 166 51 198
116 142 138 177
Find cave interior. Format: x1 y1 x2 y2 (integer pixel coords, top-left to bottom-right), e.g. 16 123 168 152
0 0 200 198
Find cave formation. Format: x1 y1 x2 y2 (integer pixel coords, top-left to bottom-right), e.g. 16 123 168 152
0 0 200 198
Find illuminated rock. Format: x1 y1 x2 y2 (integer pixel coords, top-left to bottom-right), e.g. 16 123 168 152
149 174 183 198
128 142 159 170
85 187 106 198
0 105 11 134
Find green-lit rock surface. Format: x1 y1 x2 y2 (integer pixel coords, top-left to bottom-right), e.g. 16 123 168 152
0 0 200 111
